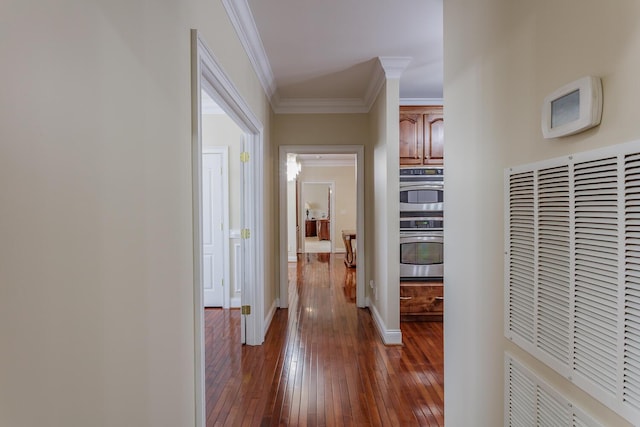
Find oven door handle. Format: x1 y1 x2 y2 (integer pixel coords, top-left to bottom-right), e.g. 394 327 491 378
399 201 444 211
399 184 444 191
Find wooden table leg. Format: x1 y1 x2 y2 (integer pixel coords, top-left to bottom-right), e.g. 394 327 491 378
342 230 356 268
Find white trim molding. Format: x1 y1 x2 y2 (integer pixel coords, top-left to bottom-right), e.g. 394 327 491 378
191 28 267 427
264 300 277 338
369 304 403 345
221 0 276 98
217 5 421 115
272 57 414 114
378 57 412 79
401 98 444 106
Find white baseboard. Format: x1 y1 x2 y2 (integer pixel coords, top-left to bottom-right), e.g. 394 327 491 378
369 304 402 345
288 255 298 262
230 297 241 308
264 300 277 336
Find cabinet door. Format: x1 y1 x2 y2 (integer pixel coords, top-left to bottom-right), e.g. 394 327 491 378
400 282 444 321
424 109 444 165
399 112 424 165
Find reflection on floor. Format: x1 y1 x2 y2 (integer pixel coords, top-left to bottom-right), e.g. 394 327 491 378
204 253 444 426
304 236 331 253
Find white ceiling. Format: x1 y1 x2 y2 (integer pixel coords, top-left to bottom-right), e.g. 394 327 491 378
225 0 443 113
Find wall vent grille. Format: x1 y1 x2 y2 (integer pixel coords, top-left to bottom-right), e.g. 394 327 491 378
537 165 571 366
508 171 536 344
505 140 640 424
505 353 603 427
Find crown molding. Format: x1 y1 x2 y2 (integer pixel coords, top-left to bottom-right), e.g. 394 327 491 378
222 0 277 98
378 57 412 79
273 57 415 114
400 98 444 106
220 4 422 115
362 61 386 112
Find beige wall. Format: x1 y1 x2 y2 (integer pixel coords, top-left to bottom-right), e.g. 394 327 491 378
444 0 640 425
298 164 357 252
366 79 401 339
303 182 329 218
202 114 243 229
0 1 272 426
272 114 370 147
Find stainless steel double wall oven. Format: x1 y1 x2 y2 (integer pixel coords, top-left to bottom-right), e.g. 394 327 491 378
399 167 444 280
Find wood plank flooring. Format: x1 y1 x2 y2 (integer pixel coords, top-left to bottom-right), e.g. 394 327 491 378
205 253 444 426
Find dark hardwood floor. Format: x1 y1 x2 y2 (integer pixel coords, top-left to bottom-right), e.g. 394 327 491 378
205 253 444 426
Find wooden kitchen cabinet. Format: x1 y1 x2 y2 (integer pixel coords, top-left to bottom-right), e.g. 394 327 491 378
399 111 424 165
400 281 443 322
399 106 444 166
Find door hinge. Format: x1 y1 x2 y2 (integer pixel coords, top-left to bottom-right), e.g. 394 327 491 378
241 228 251 239
221 279 224 287
241 305 251 315
220 222 223 231
240 151 250 163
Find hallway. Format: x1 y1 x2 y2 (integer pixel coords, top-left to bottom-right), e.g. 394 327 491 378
205 253 444 426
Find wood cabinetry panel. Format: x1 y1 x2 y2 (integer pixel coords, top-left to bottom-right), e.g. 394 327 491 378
399 113 424 165
400 281 443 321
425 115 444 165
400 106 444 166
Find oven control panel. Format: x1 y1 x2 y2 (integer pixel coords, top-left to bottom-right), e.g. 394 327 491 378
400 167 443 177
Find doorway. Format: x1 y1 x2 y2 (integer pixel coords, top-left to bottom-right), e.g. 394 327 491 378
191 29 266 427
278 145 365 309
301 181 334 253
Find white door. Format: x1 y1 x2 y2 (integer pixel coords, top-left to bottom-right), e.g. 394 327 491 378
203 152 225 307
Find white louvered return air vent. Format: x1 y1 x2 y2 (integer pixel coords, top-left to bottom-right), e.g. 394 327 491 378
505 140 640 424
505 353 603 427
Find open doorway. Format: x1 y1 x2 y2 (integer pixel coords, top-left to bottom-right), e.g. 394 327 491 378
191 30 266 427
301 181 335 253
200 92 242 310
279 145 365 309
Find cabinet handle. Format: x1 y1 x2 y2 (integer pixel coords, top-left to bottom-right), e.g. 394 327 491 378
400 296 412 300
435 297 444 301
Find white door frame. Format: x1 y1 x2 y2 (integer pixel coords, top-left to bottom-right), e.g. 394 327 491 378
191 29 266 427
278 145 365 309
203 147 230 308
